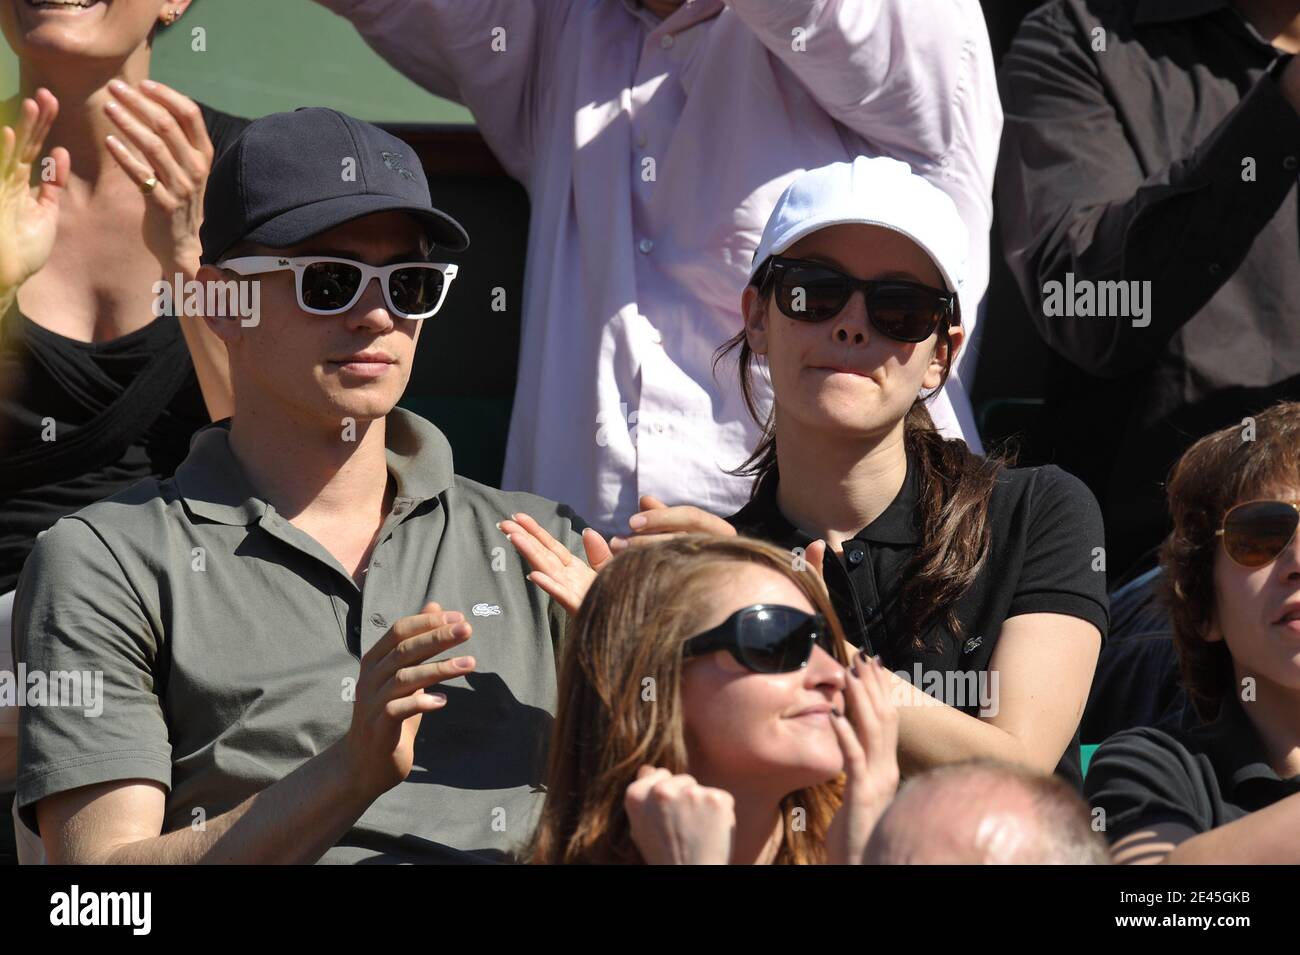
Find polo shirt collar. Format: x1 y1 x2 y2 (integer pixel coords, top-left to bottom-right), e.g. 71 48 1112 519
175 406 455 526
733 453 921 547
619 0 723 33
1134 0 1229 25
1194 693 1300 793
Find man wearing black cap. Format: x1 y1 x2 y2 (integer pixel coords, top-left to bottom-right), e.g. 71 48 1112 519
12 108 597 863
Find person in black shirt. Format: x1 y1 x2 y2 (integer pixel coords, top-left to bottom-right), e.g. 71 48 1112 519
997 0 1300 582
0 0 246 863
1087 401 1300 864
502 158 1109 790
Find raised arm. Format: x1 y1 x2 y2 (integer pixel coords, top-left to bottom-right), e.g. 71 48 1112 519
998 5 1300 377
724 0 1000 306
313 0 568 181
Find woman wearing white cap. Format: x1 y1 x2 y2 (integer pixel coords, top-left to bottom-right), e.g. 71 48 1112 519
503 157 1108 794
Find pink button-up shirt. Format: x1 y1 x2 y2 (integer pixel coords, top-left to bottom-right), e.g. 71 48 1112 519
317 0 1002 535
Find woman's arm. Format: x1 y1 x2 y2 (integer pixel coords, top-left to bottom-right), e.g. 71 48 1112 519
891 613 1101 776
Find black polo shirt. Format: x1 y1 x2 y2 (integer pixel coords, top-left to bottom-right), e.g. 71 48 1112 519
726 456 1109 787
1085 694 1300 850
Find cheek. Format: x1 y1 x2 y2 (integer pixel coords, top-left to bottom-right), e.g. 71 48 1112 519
1213 560 1266 637
683 668 780 755
683 669 823 764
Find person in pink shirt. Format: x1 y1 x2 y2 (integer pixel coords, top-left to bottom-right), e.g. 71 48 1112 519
314 0 1002 537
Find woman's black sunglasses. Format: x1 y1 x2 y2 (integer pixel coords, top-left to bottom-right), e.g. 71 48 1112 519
682 604 835 674
757 255 958 343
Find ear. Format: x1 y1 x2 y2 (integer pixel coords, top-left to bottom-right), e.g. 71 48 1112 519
741 285 769 357
922 325 963 392
196 264 244 345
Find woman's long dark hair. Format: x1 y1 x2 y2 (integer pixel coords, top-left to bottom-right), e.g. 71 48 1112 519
714 279 1008 650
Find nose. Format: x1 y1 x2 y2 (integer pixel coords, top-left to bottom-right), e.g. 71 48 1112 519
1275 522 1300 579
806 643 848 695
828 287 870 346
346 274 395 333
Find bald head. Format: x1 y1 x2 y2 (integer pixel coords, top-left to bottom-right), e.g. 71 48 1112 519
864 760 1110 865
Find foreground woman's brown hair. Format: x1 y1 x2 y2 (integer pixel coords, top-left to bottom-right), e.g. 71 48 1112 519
527 534 850 864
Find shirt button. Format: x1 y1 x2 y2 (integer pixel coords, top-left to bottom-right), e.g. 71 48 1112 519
846 545 865 566
370 613 386 628
660 33 675 49
1284 155 1298 172
372 558 382 569
636 133 647 149
638 238 655 254
863 606 876 619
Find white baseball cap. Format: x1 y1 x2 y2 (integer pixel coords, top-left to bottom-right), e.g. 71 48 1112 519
750 156 969 321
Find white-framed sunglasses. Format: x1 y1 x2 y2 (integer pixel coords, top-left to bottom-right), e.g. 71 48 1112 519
215 256 459 320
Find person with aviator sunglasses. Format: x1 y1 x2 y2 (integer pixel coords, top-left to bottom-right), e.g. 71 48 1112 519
501 157 1108 789
526 534 899 864
1087 401 1300 863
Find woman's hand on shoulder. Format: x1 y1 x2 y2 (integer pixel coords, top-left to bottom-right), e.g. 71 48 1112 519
609 495 739 552
499 512 612 616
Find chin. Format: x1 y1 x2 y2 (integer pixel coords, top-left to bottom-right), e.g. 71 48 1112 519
759 751 844 791
326 392 399 423
8 0 118 53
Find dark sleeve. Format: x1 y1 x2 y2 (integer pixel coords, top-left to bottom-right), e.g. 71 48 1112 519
198 102 251 158
13 518 172 832
1006 466 1110 638
996 3 1300 377
1085 727 1212 847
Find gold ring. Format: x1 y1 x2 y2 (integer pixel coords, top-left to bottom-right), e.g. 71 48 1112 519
141 176 159 194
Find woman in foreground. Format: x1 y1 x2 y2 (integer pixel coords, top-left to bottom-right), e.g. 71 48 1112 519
527 535 898 864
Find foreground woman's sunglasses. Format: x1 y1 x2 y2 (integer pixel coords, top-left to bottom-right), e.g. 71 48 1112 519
1217 500 1300 568
683 604 835 673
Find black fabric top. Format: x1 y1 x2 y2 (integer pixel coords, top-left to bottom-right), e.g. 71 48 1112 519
1085 693 1300 848
726 456 1109 788
997 0 1300 581
0 103 247 595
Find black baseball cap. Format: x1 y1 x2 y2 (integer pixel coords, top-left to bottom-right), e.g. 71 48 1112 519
200 107 469 265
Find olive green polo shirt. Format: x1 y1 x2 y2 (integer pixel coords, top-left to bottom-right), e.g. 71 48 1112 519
13 407 584 863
